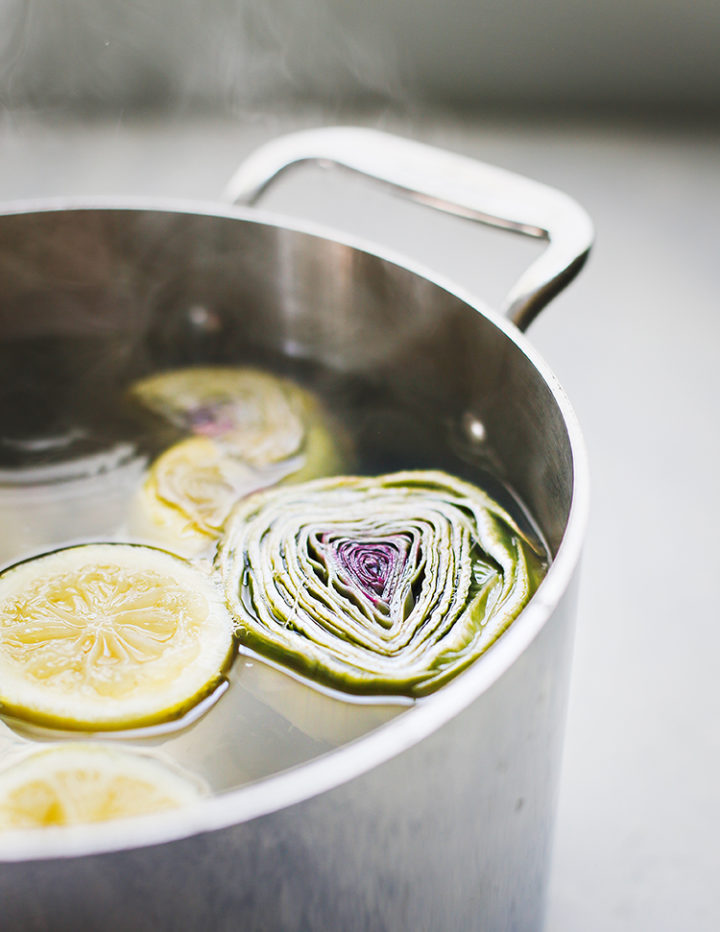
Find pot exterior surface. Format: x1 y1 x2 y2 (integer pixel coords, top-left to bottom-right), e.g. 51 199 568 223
0 574 579 932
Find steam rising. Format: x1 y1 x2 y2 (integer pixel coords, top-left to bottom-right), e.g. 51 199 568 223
0 0 404 113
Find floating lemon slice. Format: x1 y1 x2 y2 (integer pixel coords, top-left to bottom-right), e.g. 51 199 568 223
0 544 234 730
130 437 263 555
0 745 203 830
129 367 346 556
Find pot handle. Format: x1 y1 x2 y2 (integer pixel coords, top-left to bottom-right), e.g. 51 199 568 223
222 127 593 332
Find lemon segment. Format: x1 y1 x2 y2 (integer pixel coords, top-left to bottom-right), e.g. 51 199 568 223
0 544 234 730
0 745 203 830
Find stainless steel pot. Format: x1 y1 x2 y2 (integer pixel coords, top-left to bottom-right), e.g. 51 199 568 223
0 128 592 931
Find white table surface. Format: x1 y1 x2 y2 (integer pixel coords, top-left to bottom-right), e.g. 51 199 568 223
1 108 718 931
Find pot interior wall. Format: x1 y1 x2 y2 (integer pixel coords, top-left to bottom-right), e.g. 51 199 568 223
0 207 573 554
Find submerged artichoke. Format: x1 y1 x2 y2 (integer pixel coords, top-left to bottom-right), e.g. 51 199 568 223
219 470 547 697
129 367 345 555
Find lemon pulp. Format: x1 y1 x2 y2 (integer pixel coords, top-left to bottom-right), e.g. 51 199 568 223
0 544 234 730
0 745 202 829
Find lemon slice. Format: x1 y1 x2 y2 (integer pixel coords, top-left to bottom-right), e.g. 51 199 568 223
129 367 346 556
0 544 234 730
0 745 203 830
129 436 299 557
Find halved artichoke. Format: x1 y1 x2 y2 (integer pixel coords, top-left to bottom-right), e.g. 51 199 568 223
219 470 547 697
128 367 346 555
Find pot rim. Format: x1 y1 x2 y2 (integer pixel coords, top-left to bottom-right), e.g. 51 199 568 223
0 197 589 863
